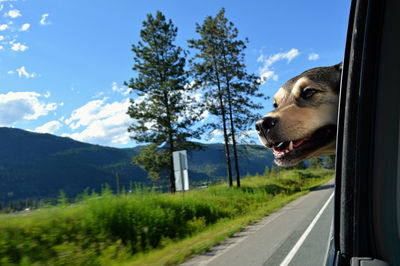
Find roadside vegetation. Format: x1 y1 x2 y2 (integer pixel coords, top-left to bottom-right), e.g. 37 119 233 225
0 167 333 265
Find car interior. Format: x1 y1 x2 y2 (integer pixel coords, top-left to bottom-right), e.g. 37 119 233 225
326 0 400 265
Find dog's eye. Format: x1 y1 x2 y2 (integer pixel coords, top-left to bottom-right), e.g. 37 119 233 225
300 88 318 99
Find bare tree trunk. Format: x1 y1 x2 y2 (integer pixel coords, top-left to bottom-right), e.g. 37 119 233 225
218 90 233 186
221 46 240 187
163 90 176 193
226 87 240 187
211 54 233 186
169 134 176 193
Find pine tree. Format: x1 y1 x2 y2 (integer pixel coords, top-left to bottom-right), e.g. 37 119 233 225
189 8 264 187
285 161 307 170
309 157 324 169
58 189 68 206
7 201 14 213
188 11 233 186
125 11 201 193
264 165 270 177
324 155 336 169
270 166 277 177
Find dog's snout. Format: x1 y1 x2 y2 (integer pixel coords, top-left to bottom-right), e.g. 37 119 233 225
256 117 278 133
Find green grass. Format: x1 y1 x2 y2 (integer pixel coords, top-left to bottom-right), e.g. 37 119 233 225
0 168 333 265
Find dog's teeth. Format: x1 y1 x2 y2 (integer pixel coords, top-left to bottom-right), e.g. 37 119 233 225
276 142 284 148
285 149 289 154
289 141 293 151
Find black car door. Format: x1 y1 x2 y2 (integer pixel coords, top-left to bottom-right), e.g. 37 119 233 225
327 0 400 265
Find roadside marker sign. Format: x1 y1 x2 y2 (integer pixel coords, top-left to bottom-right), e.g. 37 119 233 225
173 150 189 191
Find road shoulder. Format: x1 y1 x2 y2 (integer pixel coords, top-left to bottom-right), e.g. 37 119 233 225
180 179 335 266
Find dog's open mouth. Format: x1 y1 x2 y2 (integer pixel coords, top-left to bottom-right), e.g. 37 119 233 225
271 125 336 165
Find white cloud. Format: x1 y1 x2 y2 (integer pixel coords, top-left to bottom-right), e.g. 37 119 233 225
20 23 29 31
16 66 36 78
285 49 299 62
7 70 14 74
258 48 299 84
65 98 107 129
111 82 119 92
4 9 20 18
0 91 58 125
111 81 123 92
308 53 320 61
111 81 131 96
259 70 278 82
40 13 49 25
263 48 299 66
11 42 28 51
0 35 3 40
0 5 3 11
63 98 133 146
92 91 104 98
63 84 205 147
35 120 62 134
0 24 8 30
0 45 3 50
237 129 258 142
210 129 223 136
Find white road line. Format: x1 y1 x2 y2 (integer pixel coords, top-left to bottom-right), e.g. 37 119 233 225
279 192 334 266
196 209 286 266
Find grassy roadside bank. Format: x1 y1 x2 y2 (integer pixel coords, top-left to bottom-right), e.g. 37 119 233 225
0 168 333 265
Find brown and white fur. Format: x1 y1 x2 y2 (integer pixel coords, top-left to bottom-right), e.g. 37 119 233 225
256 63 342 166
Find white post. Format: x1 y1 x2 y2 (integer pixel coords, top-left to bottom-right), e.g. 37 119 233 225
173 150 189 192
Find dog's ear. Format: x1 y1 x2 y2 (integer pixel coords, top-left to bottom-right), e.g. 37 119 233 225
334 62 343 72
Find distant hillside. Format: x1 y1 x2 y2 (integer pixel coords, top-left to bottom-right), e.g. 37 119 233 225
0 127 274 202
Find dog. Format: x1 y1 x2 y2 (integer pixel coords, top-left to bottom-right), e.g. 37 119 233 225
256 63 342 166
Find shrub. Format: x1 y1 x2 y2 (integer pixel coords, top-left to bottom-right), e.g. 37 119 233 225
0 168 333 264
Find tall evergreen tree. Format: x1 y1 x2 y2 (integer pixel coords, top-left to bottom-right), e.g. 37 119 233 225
309 157 324 169
188 11 233 186
285 161 307 170
125 11 201 193
324 155 336 169
189 8 264 187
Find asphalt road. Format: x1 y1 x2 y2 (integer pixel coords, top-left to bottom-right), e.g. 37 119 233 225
181 179 335 266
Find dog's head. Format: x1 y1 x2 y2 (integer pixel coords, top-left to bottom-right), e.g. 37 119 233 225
256 63 342 166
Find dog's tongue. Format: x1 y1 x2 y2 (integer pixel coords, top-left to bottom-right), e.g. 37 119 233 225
293 139 305 148
273 138 309 152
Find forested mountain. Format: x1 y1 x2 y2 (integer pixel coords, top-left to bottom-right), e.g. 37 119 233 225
0 127 273 202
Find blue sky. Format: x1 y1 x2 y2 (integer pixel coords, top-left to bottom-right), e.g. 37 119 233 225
0 0 350 148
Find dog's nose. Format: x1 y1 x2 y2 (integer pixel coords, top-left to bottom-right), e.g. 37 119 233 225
256 117 278 133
